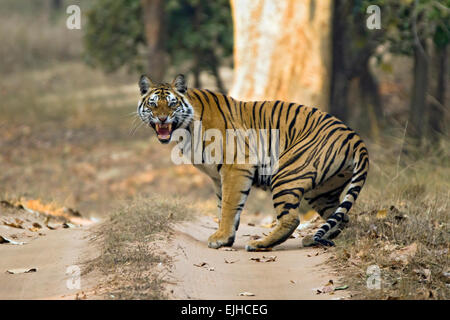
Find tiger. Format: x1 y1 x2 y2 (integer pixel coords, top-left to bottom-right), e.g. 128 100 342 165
137 74 369 251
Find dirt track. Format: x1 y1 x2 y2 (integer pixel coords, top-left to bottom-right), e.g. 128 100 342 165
164 216 348 300
0 226 98 300
0 215 349 300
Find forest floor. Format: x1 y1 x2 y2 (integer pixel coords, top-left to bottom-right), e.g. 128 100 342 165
0 62 448 300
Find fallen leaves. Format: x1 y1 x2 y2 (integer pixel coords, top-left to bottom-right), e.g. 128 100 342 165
46 223 60 230
376 209 388 219
314 280 334 294
0 236 25 245
75 291 87 300
413 268 431 283
242 234 261 240
238 292 255 296
224 258 239 264
32 222 42 229
250 255 277 263
389 242 418 266
62 222 77 229
6 268 37 274
307 251 321 257
314 280 349 294
219 247 236 251
0 200 16 208
0 199 88 225
193 262 215 271
3 218 24 229
193 262 207 267
370 206 408 222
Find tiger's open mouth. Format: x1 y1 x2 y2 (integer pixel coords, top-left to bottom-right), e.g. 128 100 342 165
155 123 173 143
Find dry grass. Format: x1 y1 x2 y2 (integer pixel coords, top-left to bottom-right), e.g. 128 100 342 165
88 195 192 299
331 138 449 300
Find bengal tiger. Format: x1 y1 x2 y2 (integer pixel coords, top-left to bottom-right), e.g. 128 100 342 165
137 74 369 251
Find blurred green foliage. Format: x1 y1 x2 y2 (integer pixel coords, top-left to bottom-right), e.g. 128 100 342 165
84 0 145 72
353 0 449 142
165 0 233 67
84 0 233 82
358 0 449 54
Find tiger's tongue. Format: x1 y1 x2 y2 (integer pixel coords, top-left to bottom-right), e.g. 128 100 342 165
157 127 170 135
156 124 171 139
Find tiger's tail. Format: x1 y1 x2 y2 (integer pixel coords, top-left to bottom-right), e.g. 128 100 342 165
313 142 369 246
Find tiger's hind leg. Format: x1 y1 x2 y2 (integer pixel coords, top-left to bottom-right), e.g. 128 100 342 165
245 178 310 251
302 173 352 247
312 146 369 246
245 193 301 251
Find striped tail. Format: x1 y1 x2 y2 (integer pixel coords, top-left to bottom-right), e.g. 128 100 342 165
313 144 369 246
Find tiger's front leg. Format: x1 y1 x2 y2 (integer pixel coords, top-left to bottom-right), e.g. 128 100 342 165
208 165 254 249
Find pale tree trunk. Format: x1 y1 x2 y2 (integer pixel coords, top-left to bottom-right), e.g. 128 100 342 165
141 0 166 81
229 0 332 111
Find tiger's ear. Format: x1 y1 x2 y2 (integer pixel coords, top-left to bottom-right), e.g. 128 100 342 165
139 75 154 95
172 74 187 94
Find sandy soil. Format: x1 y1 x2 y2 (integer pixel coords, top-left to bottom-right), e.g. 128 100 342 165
164 216 349 300
0 225 99 300
0 212 349 300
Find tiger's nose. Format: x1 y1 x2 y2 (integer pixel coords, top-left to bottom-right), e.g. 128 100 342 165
158 116 168 123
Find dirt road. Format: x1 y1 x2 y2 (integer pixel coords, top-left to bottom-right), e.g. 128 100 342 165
0 225 98 300
0 213 349 300
165 216 348 300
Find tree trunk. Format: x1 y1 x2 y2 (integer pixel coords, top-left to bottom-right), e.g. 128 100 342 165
193 57 202 88
209 53 226 93
359 61 383 140
329 0 384 126
328 0 350 121
407 42 428 144
51 0 62 11
428 44 448 139
229 0 332 110
141 0 166 81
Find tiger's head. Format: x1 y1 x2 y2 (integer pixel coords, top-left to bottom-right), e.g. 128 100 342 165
137 74 194 144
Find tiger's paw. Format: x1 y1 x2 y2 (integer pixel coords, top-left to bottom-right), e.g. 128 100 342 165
245 240 272 252
301 236 335 247
208 231 235 249
316 238 335 247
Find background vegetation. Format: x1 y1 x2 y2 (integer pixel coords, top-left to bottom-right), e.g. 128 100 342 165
84 0 449 147
84 0 233 91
